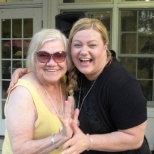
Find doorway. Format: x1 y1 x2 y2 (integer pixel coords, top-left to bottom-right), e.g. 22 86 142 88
0 7 42 135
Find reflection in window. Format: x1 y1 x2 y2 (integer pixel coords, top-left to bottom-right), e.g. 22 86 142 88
63 0 75 2
120 58 136 76
2 81 9 99
13 19 22 38
2 19 11 38
120 9 154 102
120 57 154 101
63 0 111 3
24 19 33 38
56 10 111 38
121 33 137 54
0 0 34 2
1 17 33 121
138 58 153 79
139 36 154 54
2 61 11 79
2 40 11 58
139 80 153 101
122 0 154 1
2 101 5 119
138 10 154 34
23 40 30 58
13 60 22 71
121 11 137 31
12 40 22 58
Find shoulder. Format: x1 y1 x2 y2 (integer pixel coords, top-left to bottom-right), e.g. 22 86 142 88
21 71 36 82
9 84 33 104
8 73 36 104
9 72 36 95
5 85 34 118
97 60 142 98
18 72 39 88
103 60 137 84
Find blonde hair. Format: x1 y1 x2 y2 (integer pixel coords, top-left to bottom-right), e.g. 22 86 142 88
67 18 112 95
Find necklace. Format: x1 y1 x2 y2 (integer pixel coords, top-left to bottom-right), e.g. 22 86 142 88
44 82 64 117
77 76 98 112
77 59 111 112
77 76 98 127
77 60 111 127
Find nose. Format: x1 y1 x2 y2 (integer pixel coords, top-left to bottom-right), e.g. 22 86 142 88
46 56 57 65
80 46 88 55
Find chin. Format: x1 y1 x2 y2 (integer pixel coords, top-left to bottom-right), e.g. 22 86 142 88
79 69 91 75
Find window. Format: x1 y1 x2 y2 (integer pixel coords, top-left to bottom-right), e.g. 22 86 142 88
63 0 112 3
1 18 32 102
121 0 154 1
56 10 111 41
119 9 154 104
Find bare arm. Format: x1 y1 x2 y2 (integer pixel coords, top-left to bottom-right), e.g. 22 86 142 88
61 120 147 154
6 87 78 154
7 68 28 92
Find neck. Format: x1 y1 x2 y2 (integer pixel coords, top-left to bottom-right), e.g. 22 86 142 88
36 74 61 92
44 81 64 116
44 81 61 94
36 75 64 116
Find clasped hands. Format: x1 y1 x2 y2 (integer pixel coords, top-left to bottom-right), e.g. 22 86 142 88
59 96 92 154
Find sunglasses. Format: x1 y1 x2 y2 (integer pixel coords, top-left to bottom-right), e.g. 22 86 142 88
36 51 67 63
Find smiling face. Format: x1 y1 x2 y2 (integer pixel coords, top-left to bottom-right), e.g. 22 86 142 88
71 29 108 80
35 39 67 85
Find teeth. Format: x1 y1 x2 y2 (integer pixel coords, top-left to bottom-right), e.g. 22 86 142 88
48 70 56 72
45 69 57 72
80 58 90 61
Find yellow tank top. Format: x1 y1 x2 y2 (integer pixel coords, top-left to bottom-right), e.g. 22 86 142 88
2 79 63 154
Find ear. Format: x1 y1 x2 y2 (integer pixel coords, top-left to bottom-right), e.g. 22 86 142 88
106 43 109 46
105 43 109 49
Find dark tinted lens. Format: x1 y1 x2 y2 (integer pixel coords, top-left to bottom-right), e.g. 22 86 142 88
53 52 66 63
36 52 50 63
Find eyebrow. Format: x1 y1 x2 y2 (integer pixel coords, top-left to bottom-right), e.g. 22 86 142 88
72 40 99 43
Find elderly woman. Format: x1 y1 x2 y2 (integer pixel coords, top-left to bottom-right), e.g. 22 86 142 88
2 29 79 154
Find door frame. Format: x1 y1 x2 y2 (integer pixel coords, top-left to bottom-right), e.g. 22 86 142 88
0 7 43 136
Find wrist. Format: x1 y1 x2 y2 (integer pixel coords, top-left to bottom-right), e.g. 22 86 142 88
51 134 58 149
50 131 67 149
86 134 93 151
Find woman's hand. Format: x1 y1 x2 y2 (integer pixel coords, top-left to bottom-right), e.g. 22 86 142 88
56 96 79 148
7 68 28 92
61 111 90 154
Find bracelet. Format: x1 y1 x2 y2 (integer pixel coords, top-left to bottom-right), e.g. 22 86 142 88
51 134 57 149
86 134 93 151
